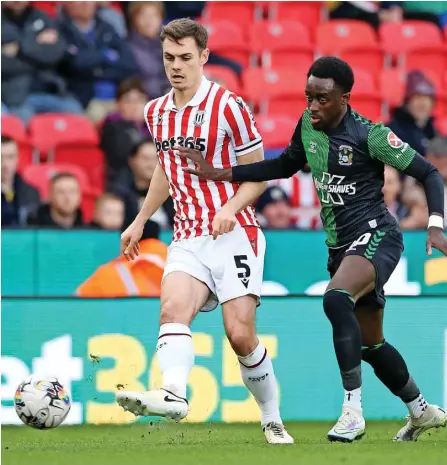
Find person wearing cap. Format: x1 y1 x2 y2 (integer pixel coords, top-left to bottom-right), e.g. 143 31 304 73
388 70 438 157
255 186 294 229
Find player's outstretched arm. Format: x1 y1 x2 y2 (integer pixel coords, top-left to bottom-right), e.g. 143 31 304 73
121 163 170 259
368 124 447 256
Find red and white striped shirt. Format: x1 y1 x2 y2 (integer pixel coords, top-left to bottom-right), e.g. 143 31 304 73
144 76 262 241
270 172 322 230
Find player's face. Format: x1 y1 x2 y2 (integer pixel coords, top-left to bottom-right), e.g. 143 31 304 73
95 199 124 230
1 141 18 184
50 178 81 215
305 76 349 130
130 143 158 180
162 37 209 92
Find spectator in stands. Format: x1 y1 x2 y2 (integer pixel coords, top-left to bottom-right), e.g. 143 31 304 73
127 2 170 100
108 139 173 238
388 71 438 157
1 135 40 227
100 77 151 183
1 1 83 124
382 165 412 225
255 186 294 229
426 137 447 227
58 1 138 123
28 173 84 228
91 193 125 230
97 1 127 38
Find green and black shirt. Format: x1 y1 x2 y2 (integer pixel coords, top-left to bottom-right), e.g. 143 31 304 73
232 106 443 248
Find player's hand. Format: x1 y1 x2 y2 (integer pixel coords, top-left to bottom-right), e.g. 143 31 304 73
121 220 144 261
211 204 237 240
174 146 232 181
426 227 447 256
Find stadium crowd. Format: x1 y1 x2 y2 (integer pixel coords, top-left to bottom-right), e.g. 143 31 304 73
2 1 447 236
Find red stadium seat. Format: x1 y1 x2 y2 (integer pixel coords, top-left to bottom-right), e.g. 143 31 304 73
203 21 250 67
243 67 307 102
81 190 99 223
268 2 323 34
404 47 447 76
22 163 91 200
53 145 105 192
339 49 384 76
437 117 447 136
204 2 256 35
349 95 382 122
434 96 447 120
256 115 297 148
380 69 406 108
29 114 99 156
379 21 443 56
250 21 313 68
352 69 377 94
1 115 27 141
33 1 58 17
267 96 307 118
316 20 378 55
204 65 241 94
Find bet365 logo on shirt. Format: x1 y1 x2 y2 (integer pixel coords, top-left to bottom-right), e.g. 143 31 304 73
313 172 356 205
154 136 206 153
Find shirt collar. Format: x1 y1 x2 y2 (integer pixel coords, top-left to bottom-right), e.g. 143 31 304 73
166 76 212 112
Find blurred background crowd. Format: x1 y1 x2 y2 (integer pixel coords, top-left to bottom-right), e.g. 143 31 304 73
2 0 447 239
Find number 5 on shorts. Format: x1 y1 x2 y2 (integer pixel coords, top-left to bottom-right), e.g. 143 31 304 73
234 255 251 288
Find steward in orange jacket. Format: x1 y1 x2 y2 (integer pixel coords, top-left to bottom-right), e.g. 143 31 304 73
76 239 167 297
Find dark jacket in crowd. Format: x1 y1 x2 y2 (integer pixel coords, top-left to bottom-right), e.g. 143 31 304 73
1 6 67 107
58 11 138 107
27 203 84 228
108 167 174 238
1 174 41 227
100 117 151 183
388 107 438 157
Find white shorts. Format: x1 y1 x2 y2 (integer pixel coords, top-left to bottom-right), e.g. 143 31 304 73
163 226 266 311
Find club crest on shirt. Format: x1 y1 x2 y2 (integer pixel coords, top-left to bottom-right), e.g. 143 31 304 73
157 112 164 125
338 145 353 166
193 110 206 127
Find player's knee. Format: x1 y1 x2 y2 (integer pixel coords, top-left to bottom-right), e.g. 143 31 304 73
226 326 257 357
323 289 354 323
160 298 193 326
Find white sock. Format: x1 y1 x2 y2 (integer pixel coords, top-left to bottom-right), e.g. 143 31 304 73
238 342 282 426
156 323 194 398
343 387 362 413
406 394 428 418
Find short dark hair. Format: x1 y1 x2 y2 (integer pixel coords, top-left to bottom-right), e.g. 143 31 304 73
116 77 147 100
130 138 155 157
307 57 355 93
160 18 208 51
50 172 78 186
1 135 16 145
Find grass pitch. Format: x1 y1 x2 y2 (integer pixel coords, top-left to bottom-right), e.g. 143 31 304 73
2 422 447 465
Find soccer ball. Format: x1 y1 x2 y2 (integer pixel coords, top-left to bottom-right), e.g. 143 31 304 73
14 376 71 429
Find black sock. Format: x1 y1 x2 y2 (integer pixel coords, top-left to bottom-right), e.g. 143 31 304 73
323 289 362 390
362 341 420 402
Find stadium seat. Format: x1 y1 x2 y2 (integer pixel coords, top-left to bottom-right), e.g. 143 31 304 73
22 163 91 200
404 47 447 76
379 21 444 56
380 69 406 108
316 20 378 55
268 2 323 34
339 49 384 77
352 68 377 94
81 190 99 223
203 2 257 35
243 67 307 103
256 115 297 148
29 114 99 156
434 96 447 120
1 115 27 141
437 117 447 136
33 1 58 17
266 96 307 118
53 145 105 192
349 95 382 122
203 20 250 67
250 21 313 68
204 65 241 94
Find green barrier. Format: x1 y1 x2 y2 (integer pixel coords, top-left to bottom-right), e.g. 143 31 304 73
2 230 447 296
2 297 446 424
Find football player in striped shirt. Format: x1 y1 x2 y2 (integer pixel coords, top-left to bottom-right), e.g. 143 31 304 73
116 18 293 444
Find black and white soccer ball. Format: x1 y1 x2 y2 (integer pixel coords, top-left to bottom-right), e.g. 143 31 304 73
14 376 71 429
